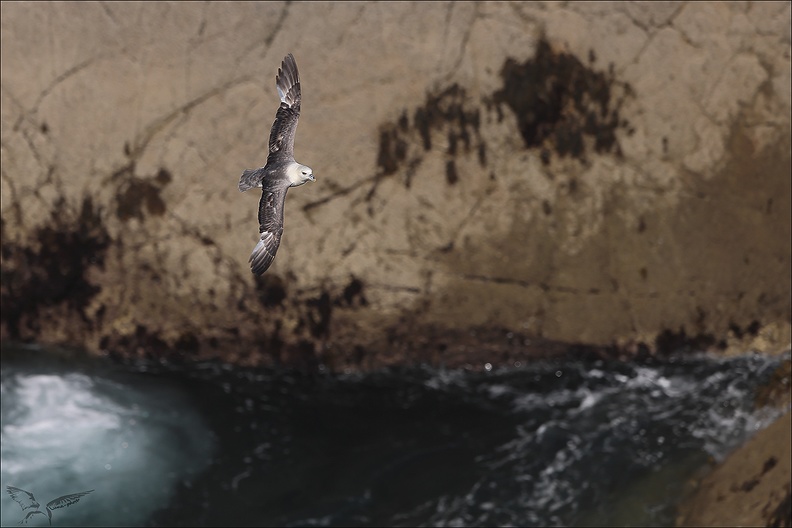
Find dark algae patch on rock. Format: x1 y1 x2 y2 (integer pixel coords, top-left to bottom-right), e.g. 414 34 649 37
373 35 634 203
374 83 487 195
491 38 634 164
1 196 110 339
115 167 172 222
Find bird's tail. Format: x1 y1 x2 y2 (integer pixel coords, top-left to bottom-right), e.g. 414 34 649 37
239 168 264 192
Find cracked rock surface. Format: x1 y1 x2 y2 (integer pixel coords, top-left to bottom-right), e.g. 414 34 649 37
1 2 790 368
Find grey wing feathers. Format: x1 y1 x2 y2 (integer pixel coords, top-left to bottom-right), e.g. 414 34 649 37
277 53 300 108
266 54 301 164
239 167 265 192
6 487 39 511
46 490 93 511
250 189 287 275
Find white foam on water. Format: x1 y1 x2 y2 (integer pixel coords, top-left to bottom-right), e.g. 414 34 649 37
1 369 215 526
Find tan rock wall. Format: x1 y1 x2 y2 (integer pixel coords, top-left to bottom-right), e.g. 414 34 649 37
2 2 790 365
677 409 791 527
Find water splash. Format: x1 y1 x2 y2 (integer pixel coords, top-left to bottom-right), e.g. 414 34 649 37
1 345 786 527
1 348 214 526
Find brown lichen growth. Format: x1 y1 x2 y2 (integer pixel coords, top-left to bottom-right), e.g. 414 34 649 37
491 38 634 164
115 167 172 222
374 83 486 193
1 196 110 340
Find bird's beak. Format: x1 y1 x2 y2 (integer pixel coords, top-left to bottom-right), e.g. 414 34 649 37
309 174 316 182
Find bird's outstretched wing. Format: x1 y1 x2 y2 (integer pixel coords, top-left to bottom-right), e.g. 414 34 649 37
266 53 301 164
6 487 39 511
19 510 46 525
250 189 288 275
46 489 93 511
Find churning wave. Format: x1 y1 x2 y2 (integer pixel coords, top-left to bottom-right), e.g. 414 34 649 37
1 344 786 527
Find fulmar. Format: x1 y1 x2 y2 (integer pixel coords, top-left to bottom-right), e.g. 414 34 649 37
238 53 314 275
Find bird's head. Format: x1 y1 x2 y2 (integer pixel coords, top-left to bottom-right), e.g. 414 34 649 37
288 163 314 187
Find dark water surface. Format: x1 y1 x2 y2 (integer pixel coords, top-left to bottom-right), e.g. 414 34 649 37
1 343 786 527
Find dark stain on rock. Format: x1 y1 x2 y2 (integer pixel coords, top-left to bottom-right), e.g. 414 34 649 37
373 83 487 194
353 345 367 365
339 276 368 307
447 131 459 156
95 303 107 325
766 487 791 528
254 273 287 308
101 325 204 363
398 110 409 131
268 320 285 361
729 319 762 339
40 122 49 135
108 324 169 359
377 125 408 176
289 339 319 370
1 196 110 339
286 278 371 344
654 327 719 355
761 456 778 475
445 160 459 185
306 291 332 339
738 478 760 492
174 332 199 354
542 200 552 215
115 167 172 222
734 454 780 493
372 39 627 192
414 84 484 162
491 38 633 165
155 168 172 185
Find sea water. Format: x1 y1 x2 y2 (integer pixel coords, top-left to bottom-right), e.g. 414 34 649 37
1 343 786 527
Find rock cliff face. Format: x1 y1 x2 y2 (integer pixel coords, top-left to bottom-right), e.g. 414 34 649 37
1 2 790 367
677 357 791 528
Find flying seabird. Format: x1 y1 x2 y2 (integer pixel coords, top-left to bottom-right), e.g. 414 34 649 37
6 486 93 526
238 53 315 275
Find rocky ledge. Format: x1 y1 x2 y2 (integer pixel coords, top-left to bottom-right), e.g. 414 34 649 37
677 356 791 528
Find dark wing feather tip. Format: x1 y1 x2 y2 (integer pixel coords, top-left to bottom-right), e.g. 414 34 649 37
250 189 288 275
267 54 302 164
